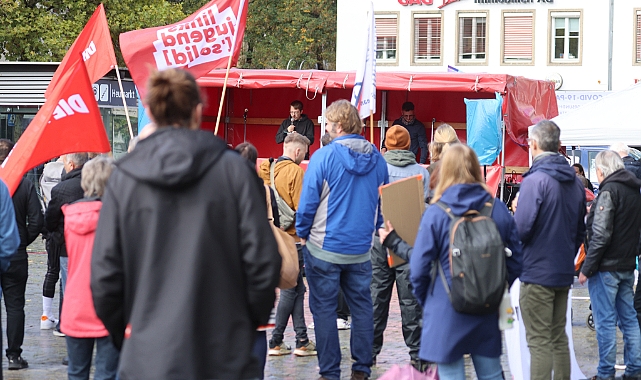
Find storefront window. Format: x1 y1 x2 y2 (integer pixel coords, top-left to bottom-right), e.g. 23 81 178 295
100 107 138 160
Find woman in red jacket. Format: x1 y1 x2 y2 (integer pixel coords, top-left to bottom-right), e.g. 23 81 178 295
60 156 117 380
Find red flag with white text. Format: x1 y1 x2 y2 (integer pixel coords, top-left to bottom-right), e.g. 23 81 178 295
119 0 248 99
0 58 111 196
45 4 117 98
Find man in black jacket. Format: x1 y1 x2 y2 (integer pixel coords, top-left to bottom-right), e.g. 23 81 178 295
0 140 43 370
275 100 315 159
579 150 641 380
43 153 88 337
611 142 641 180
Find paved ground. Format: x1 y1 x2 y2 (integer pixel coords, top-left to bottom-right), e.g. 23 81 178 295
0 237 625 379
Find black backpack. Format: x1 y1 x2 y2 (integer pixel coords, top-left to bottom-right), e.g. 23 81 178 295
433 199 511 315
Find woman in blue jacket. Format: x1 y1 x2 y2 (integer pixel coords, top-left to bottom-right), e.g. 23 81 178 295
410 144 522 380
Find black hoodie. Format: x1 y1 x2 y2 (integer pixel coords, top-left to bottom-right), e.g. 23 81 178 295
91 127 281 380
583 169 641 276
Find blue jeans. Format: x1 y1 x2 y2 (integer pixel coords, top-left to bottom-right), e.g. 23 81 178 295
60 256 68 295
438 355 503 380
66 336 119 380
303 246 373 380
589 271 641 378
270 246 308 346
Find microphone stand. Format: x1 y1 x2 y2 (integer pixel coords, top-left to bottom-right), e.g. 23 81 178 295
243 109 248 142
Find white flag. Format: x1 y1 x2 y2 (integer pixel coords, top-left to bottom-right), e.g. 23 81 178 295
351 1 376 120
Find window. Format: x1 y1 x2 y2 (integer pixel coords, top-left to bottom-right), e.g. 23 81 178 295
376 15 397 62
503 12 533 63
458 13 487 62
551 11 580 62
634 10 641 63
413 14 442 63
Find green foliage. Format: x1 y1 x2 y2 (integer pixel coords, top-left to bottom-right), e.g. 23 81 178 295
0 0 337 70
0 0 185 64
239 0 336 70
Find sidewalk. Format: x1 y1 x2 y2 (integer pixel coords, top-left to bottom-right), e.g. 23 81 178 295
0 238 613 379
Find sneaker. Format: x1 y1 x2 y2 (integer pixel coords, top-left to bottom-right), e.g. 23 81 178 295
307 321 314 329
52 326 65 337
7 355 28 370
350 370 369 380
62 356 69 366
294 341 317 357
40 315 58 330
268 344 291 356
337 318 351 330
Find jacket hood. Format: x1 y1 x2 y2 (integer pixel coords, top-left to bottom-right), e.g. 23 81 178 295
117 128 227 188
258 157 296 182
438 183 492 215
384 150 417 167
333 135 380 176
61 200 102 236
601 168 641 189
524 154 576 183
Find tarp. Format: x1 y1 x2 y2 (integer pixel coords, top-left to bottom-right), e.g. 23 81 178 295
197 69 557 167
465 94 503 165
553 83 641 146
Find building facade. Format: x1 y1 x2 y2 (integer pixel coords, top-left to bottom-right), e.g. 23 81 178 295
337 0 641 91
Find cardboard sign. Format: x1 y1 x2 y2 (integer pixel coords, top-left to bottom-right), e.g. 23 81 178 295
379 175 425 267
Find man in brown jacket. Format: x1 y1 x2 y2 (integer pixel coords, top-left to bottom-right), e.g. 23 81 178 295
258 133 316 357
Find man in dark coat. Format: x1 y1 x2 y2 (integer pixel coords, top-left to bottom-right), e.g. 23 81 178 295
611 143 641 180
514 120 586 380
381 102 429 164
91 127 281 379
43 153 88 337
275 100 315 159
579 150 641 380
0 140 43 370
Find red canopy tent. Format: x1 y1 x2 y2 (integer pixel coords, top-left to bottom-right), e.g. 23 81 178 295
197 69 558 168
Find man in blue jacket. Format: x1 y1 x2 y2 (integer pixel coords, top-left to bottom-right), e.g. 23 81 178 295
296 99 388 380
514 120 586 380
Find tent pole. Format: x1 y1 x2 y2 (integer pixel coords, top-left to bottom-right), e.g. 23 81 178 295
500 117 506 202
380 91 387 150
369 110 374 144
321 91 327 148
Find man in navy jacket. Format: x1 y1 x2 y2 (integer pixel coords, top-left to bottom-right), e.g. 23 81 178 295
514 120 586 380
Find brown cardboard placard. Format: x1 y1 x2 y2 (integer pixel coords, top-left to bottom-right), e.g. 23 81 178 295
379 175 425 267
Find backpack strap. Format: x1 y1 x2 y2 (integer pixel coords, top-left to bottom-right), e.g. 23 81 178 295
435 201 456 220
269 159 278 194
428 259 452 302
479 198 496 218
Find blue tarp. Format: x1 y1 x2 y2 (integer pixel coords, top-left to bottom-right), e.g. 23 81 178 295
465 93 502 165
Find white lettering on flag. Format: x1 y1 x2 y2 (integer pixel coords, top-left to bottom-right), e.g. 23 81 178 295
152 4 238 70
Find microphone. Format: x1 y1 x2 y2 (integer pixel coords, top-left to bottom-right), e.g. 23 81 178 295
244 108 248 121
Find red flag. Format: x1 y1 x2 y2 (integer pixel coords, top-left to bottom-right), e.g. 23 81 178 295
0 58 111 196
45 4 117 98
120 0 248 99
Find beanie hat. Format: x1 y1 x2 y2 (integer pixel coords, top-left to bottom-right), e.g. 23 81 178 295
385 125 411 150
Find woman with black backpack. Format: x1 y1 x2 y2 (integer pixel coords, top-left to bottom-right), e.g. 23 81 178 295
409 144 523 380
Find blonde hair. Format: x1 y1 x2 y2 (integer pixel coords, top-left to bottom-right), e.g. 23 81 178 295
81 156 115 197
431 144 491 204
429 124 460 162
326 100 363 135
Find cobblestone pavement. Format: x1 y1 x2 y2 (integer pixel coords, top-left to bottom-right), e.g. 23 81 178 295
0 238 622 379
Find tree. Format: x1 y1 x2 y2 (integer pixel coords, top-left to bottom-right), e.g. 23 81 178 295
239 0 336 70
0 0 185 64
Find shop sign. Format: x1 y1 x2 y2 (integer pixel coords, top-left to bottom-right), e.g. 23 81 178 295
92 79 137 107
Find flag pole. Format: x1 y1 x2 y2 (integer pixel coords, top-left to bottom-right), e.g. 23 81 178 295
114 65 134 139
215 0 247 137
369 110 374 144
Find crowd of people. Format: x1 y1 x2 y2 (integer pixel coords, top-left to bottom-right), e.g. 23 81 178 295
0 68 638 380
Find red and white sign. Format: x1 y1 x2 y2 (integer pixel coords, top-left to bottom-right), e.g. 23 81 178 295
45 4 117 98
0 58 110 196
120 0 248 98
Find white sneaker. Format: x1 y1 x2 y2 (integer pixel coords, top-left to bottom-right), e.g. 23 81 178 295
40 316 58 330
337 318 351 330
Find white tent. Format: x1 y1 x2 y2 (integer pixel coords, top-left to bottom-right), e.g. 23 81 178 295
555 83 641 146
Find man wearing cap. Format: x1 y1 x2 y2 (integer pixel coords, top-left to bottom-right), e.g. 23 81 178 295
370 126 429 370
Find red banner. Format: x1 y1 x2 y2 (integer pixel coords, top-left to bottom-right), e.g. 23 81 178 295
45 4 117 99
120 0 248 99
0 58 111 196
